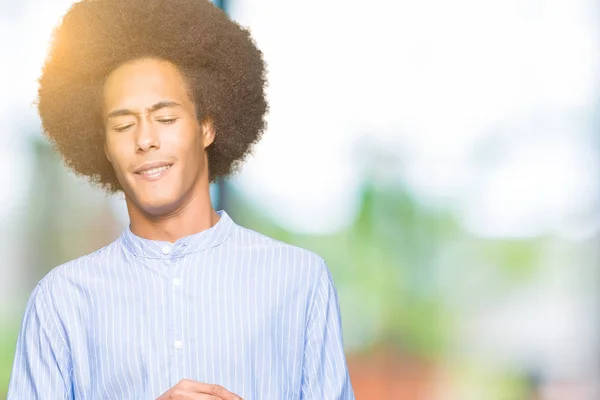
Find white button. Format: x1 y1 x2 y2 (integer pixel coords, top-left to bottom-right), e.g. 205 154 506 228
172 278 181 286
174 340 183 349
161 245 171 255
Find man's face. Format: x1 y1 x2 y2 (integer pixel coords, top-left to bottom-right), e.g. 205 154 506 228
102 58 213 216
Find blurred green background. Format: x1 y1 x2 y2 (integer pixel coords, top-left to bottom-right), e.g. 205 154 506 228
1 0 599 399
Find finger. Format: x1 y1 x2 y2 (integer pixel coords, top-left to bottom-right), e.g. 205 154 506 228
161 387 238 400
179 380 243 400
195 395 242 400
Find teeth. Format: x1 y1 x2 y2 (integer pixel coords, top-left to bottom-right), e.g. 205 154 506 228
140 165 170 175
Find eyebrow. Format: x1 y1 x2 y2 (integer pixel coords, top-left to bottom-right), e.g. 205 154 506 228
106 101 183 119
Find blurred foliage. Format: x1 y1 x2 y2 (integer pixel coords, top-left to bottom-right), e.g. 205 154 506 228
0 324 18 399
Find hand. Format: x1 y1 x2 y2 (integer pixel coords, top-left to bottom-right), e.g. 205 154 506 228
156 379 243 400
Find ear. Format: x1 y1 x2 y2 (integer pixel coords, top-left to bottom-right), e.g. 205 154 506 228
201 117 215 148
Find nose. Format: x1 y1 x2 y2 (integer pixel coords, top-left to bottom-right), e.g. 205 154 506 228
135 119 160 153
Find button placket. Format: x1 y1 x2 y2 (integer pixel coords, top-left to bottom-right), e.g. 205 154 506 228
167 247 185 384
161 245 172 255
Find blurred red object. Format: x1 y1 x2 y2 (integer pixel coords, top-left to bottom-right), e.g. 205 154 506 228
348 347 435 400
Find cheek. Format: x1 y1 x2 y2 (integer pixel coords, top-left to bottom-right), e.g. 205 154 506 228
179 143 205 177
170 125 204 160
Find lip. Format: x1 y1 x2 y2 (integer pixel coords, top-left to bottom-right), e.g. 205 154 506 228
133 161 174 182
133 161 173 174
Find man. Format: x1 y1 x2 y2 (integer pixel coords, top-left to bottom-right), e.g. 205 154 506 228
7 0 355 399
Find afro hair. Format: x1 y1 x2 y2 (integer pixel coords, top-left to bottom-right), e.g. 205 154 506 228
38 0 268 193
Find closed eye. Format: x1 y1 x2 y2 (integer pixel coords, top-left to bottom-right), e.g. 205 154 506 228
114 123 134 132
157 118 178 124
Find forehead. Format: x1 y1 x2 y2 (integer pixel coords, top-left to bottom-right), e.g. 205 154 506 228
102 58 192 110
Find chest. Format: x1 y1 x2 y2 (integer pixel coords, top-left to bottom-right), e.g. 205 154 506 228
70 261 307 399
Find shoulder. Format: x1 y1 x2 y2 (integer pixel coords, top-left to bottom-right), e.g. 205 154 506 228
231 223 330 286
25 239 122 330
36 238 121 298
233 223 327 267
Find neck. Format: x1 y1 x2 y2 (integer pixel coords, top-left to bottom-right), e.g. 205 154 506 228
126 183 220 243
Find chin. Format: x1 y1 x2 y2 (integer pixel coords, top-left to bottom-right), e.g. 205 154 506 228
129 188 183 218
141 200 180 217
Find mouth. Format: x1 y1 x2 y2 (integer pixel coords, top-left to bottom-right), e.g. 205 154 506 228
133 161 173 182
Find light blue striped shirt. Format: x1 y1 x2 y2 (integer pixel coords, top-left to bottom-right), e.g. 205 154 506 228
8 210 354 399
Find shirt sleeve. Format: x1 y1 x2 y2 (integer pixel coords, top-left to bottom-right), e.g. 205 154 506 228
7 283 73 400
300 262 355 400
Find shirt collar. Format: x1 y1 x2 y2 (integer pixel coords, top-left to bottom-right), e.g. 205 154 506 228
120 210 235 259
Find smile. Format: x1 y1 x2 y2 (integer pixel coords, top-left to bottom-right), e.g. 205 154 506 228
134 164 172 181
139 165 170 175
